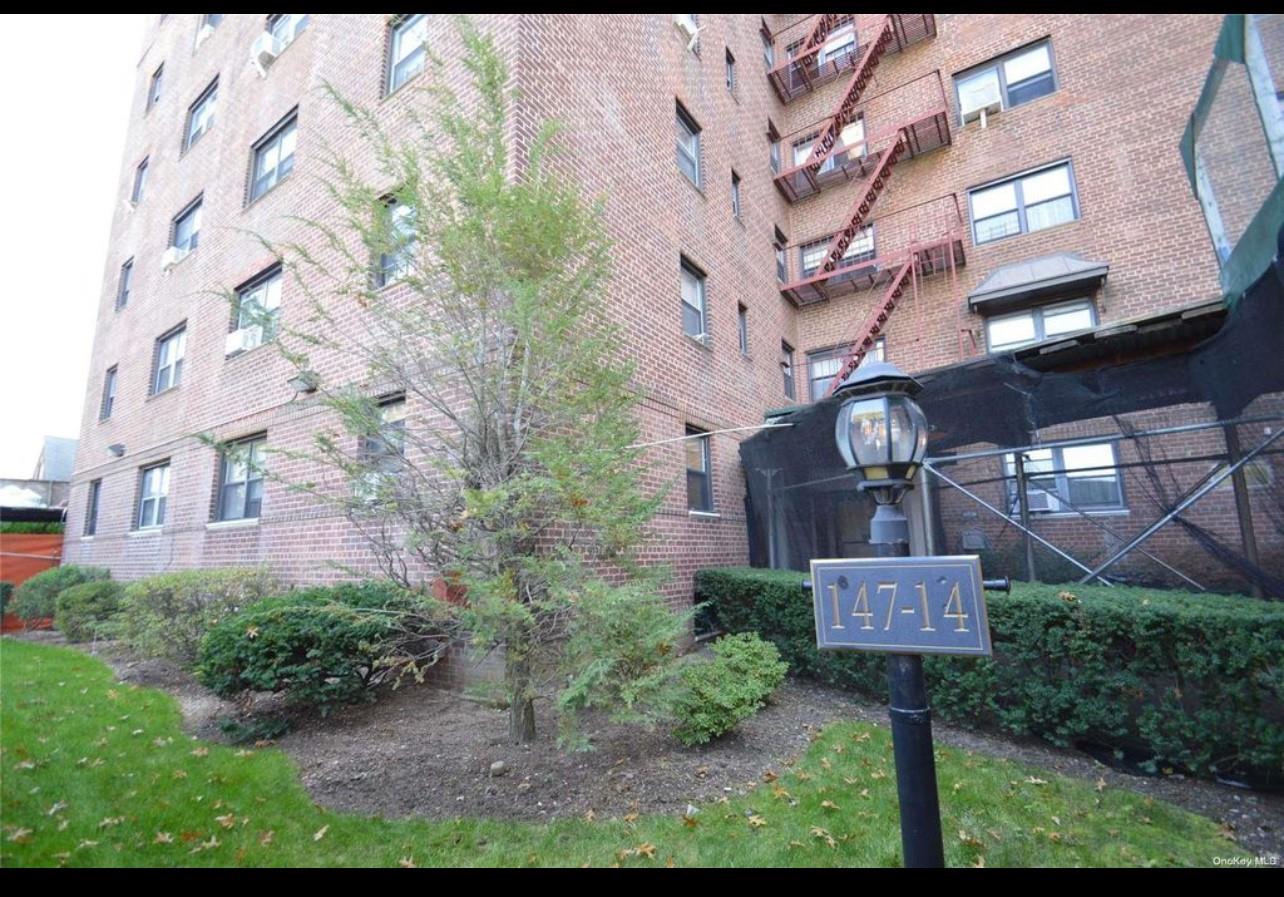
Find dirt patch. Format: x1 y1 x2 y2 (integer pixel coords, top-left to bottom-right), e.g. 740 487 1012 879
16 630 1282 858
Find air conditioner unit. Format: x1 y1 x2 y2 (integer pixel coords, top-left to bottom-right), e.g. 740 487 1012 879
225 325 264 357
160 246 183 271
250 31 279 77
195 22 215 49
960 80 1003 127
674 14 701 51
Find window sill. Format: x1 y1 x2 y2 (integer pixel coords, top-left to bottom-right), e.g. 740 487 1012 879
688 510 721 519
243 172 293 213
1024 509 1130 520
382 69 426 104
80 535 95 542
225 340 274 362
146 386 181 403
128 527 164 538
206 518 259 531
680 174 706 198
684 333 713 351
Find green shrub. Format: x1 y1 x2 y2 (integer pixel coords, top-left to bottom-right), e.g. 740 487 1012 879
55 581 124 643
196 582 449 711
1 582 13 614
0 521 65 534
672 632 788 746
13 566 111 622
117 568 280 667
697 567 1284 781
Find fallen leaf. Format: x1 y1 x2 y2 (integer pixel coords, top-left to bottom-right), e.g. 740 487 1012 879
313 824 330 841
821 800 840 811
1024 776 1048 785
399 856 416 868
46 800 68 816
259 830 274 847
154 832 174 844
762 770 778 783
747 814 767 828
810 826 837 849
7 828 33 844
98 817 125 828
191 748 209 758
216 814 236 830
973 855 986 868
636 842 657 859
583 810 595 822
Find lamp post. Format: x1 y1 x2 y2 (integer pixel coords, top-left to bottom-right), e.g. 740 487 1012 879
832 360 943 868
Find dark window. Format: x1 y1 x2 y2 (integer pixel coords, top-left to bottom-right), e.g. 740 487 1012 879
676 102 701 187
116 259 133 310
136 462 170 529
955 40 1056 123
203 14 223 28
377 198 417 286
679 257 706 339
781 341 795 400
131 158 148 204
387 14 427 94
774 226 788 281
1004 443 1124 514
767 120 781 174
100 366 118 420
969 161 1078 245
217 435 266 521
731 170 742 219
249 110 297 201
807 339 883 401
152 325 186 394
84 480 101 536
799 225 874 276
184 78 218 151
725 48 736 92
172 195 202 254
147 65 164 111
685 426 713 512
737 304 749 354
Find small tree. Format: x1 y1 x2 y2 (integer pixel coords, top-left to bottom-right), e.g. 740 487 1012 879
254 17 685 744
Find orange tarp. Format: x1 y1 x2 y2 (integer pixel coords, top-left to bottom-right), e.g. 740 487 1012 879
1 533 63 631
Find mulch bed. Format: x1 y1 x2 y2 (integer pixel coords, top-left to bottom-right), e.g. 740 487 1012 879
12 629 1283 858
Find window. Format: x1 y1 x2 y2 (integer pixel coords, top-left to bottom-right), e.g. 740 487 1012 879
100 366 118 420
232 266 283 344
153 325 186 394
1004 443 1124 514
985 298 1095 353
969 161 1078 244
799 225 874 276
737 304 749 354
147 65 164 111
817 22 856 69
731 170 742 219
249 111 297 201
388 14 427 94
116 259 133 310
685 426 713 512
767 120 781 173
781 341 795 400
676 103 701 187
356 395 407 501
131 158 148 204
725 48 736 92
184 78 218 151
216 435 266 521
773 227 788 281
377 198 417 286
761 28 774 68
807 339 883 401
679 258 706 339
137 462 170 529
172 195 202 255
955 40 1056 122
792 119 865 173
267 13 308 51
84 480 101 536
203 14 223 27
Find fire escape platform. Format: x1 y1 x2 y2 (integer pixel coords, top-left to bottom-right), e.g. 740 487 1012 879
781 237 967 308
767 14 937 103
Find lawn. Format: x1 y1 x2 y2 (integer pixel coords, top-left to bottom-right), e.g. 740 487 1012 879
0 639 1248 867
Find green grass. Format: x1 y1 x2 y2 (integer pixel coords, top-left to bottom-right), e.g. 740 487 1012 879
0 639 1249 867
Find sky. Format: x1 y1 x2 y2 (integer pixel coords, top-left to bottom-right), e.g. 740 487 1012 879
0 15 146 478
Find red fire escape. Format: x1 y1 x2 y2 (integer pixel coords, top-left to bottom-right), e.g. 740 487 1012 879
766 13 968 398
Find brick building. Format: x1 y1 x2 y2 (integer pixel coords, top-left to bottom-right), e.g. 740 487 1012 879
64 14 1278 601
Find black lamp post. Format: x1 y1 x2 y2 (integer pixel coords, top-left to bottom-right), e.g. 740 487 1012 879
833 360 944 868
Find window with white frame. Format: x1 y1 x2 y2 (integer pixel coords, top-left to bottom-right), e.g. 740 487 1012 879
790 118 865 174
232 266 283 345
249 111 297 202
152 325 186 394
388 14 427 94
136 462 170 529
799 224 875 275
355 395 407 502
377 198 417 286
216 435 266 521
969 161 1078 244
955 40 1056 123
807 338 883 401
676 103 701 187
267 13 308 51
817 21 856 69
172 196 202 255
985 298 1095 353
1004 442 1124 514
184 78 218 151
680 258 706 339
685 425 713 512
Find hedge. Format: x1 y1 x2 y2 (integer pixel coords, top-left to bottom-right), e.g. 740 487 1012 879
13 565 111 623
696 567 1284 782
55 581 124 643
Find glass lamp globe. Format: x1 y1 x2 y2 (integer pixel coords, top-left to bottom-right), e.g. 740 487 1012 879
832 360 929 491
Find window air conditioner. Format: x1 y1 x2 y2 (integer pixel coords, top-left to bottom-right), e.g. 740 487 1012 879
225 325 264 356
251 31 279 77
960 80 1002 127
195 23 215 49
674 15 701 51
160 246 183 271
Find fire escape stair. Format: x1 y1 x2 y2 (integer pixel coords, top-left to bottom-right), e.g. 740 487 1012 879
823 257 916 397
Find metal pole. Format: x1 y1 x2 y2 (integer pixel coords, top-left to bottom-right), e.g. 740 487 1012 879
1013 453 1037 582
871 499 945 869
1224 425 1264 598
919 469 937 556
764 468 779 569
1079 427 1284 583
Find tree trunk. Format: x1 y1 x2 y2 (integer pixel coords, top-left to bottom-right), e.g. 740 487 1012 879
510 692 536 743
507 633 536 743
